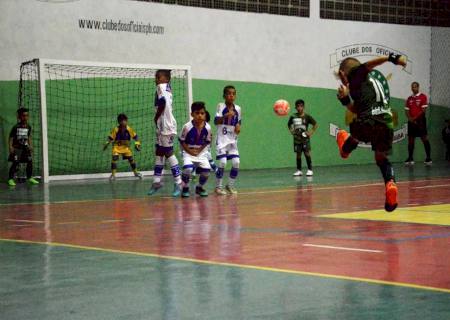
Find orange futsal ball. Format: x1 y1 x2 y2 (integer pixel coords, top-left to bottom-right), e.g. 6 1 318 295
273 99 290 116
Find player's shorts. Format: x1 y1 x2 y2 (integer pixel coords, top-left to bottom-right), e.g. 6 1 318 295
407 117 427 137
8 148 32 163
156 134 176 154
216 142 239 160
182 151 211 171
349 118 393 153
294 140 311 153
112 146 133 158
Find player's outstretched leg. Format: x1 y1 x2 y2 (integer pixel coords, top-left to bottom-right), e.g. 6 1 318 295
215 157 227 195
376 152 398 212
226 157 239 194
336 129 358 159
148 156 164 195
195 168 209 197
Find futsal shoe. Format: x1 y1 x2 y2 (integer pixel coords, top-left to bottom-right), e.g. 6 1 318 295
306 170 313 176
226 185 238 194
147 182 162 195
27 177 39 185
336 130 350 159
215 187 227 195
404 158 414 166
424 158 433 166
384 180 398 212
172 183 182 197
293 170 302 176
181 187 190 198
195 186 208 197
109 174 116 181
134 171 143 179
7 179 16 187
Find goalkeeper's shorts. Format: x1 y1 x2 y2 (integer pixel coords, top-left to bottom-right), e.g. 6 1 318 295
112 146 133 158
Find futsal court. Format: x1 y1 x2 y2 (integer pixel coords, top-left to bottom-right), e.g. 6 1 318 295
1 162 449 319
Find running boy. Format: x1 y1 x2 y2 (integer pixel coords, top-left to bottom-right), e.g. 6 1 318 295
179 102 213 197
7 107 39 186
148 69 183 196
103 113 142 180
335 53 407 212
214 85 241 195
287 99 318 176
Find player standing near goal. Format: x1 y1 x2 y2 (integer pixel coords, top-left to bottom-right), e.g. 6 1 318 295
103 113 142 180
404 82 432 166
179 102 213 198
335 54 407 212
148 69 183 196
214 85 241 195
287 99 318 177
7 107 39 186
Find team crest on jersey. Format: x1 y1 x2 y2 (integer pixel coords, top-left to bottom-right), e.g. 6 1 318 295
369 69 390 103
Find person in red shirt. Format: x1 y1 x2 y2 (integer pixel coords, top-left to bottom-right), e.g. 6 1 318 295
404 82 432 166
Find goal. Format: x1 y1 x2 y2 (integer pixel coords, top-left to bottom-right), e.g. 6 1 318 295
18 59 192 183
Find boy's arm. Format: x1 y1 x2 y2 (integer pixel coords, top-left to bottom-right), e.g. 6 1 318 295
154 99 166 123
308 119 318 137
180 141 200 156
337 84 357 113
364 54 407 71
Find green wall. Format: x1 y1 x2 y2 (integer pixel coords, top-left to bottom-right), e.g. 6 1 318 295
1 79 449 180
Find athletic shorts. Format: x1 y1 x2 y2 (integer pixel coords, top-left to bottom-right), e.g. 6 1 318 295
294 140 311 153
216 142 239 160
407 117 427 138
8 148 32 163
182 151 211 170
112 146 132 158
349 118 393 153
156 134 176 154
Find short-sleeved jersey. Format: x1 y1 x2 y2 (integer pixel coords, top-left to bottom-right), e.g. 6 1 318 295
179 121 212 150
215 103 241 148
348 64 393 127
108 125 138 147
405 93 428 119
9 123 31 149
154 83 177 135
287 113 317 144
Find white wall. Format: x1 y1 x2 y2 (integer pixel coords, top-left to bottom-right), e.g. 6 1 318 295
0 0 433 99
431 27 450 107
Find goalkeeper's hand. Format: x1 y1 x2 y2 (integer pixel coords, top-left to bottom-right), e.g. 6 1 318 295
135 142 141 152
103 142 110 151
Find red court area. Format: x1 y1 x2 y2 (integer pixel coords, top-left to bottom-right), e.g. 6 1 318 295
1 177 449 291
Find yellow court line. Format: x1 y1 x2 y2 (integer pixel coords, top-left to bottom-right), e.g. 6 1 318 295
1 238 449 294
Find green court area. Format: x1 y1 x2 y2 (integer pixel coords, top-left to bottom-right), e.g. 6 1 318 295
1 241 449 320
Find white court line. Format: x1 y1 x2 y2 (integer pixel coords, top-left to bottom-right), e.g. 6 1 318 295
4 219 44 224
101 219 123 223
57 221 80 225
11 224 32 227
303 243 383 253
412 184 450 189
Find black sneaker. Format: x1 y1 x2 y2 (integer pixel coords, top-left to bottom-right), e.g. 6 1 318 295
404 158 414 166
195 186 208 197
424 158 432 166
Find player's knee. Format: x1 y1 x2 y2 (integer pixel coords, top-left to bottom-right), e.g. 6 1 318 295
218 157 227 167
231 157 240 168
183 166 193 175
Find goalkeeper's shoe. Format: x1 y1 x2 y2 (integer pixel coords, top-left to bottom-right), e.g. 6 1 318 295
384 180 398 212
148 182 162 195
195 186 208 197
7 179 16 187
172 183 182 197
336 130 350 159
27 178 39 185
134 171 143 179
181 187 190 198
109 174 116 181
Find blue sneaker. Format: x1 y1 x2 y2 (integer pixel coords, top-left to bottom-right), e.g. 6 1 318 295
195 186 208 197
172 183 182 197
148 182 162 195
181 187 190 198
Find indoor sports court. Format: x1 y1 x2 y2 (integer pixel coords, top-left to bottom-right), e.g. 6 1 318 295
1 0 449 319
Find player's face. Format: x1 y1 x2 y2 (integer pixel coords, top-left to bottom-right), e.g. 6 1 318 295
224 89 236 104
296 104 304 113
18 112 29 123
411 83 419 94
192 109 206 123
119 119 127 127
155 72 168 85
338 70 349 86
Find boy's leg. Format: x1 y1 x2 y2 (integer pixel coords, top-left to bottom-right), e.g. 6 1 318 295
227 156 239 194
125 155 142 178
304 150 313 176
8 157 19 186
195 164 210 197
181 164 193 198
215 154 227 195
337 129 358 158
110 155 119 180
293 145 302 176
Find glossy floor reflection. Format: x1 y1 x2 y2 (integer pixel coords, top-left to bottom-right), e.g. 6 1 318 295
1 162 449 319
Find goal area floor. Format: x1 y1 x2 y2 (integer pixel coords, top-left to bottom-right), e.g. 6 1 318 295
1 162 449 319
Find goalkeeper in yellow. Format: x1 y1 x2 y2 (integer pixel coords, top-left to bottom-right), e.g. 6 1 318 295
104 113 142 180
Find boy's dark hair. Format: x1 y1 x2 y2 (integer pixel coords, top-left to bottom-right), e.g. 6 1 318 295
156 69 171 81
17 107 29 116
205 110 211 123
117 113 128 123
412 81 420 87
191 101 206 113
223 85 236 97
339 57 361 75
295 99 305 107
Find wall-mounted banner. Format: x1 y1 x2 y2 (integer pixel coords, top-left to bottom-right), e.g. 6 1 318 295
329 123 408 148
330 43 412 74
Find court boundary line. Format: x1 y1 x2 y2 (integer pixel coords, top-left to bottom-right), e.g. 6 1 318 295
1 238 449 294
1 177 450 207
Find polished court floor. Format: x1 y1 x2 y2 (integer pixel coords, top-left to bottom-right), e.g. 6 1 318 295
1 162 449 319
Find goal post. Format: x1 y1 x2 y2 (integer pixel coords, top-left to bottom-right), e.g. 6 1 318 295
18 58 193 183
